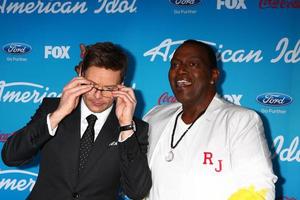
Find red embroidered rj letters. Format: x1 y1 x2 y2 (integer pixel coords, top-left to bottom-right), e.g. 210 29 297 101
203 152 223 172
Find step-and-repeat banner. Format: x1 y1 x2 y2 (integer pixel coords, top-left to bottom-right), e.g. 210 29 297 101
0 0 299 199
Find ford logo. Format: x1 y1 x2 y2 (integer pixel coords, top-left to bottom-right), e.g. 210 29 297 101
256 93 293 106
2 42 32 55
170 0 201 6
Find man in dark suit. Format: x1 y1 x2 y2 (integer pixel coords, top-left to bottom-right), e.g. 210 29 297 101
1 42 152 200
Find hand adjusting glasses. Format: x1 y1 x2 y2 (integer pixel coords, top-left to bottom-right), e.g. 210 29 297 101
90 84 118 98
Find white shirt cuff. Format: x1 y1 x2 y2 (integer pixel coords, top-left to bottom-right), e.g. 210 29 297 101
47 113 58 136
118 131 134 142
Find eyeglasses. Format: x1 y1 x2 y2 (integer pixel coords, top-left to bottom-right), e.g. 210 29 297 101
91 85 118 98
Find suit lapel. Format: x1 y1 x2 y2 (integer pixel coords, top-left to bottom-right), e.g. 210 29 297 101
58 105 81 185
79 105 120 178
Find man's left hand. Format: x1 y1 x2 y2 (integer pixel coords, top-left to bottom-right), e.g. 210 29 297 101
112 85 136 126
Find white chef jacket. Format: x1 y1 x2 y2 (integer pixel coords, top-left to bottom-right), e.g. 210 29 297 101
143 94 277 200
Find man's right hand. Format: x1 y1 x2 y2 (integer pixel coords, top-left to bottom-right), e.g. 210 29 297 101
49 77 93 129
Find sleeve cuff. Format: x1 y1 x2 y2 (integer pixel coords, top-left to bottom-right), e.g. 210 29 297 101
47 113 58 136
118 130 134 142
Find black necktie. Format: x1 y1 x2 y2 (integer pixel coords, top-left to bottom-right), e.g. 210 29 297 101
78 114 97 173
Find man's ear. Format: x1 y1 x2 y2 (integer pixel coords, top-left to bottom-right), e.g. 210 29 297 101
211 68 220 84
78 66 82 77
80 44 87 59
75 62 83 76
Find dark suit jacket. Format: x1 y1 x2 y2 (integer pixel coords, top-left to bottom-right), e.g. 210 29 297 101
1 98 152 200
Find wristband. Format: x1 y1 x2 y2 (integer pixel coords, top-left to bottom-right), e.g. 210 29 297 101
119 120 136 132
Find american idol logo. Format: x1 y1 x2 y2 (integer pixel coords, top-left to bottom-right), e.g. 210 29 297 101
144 38 263 63
272 135 300 163
2 43 32 55
0 169 36 192
256 93 292 106
170 0 201 6
0 80 61 104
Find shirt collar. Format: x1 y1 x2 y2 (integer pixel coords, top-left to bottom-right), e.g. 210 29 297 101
80 98 113 123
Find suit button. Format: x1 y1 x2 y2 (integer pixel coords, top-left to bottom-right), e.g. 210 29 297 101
72 192 79 199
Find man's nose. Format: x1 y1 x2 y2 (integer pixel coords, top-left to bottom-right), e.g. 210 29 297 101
94 90 102 99
177 63 188 73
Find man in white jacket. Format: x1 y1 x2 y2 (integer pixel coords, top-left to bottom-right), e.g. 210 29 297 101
143 40 277 200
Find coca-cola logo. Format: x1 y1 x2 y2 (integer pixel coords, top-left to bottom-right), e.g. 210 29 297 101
158 92 177 105
256 93 293 107
0 132 13 143
259 0 300 9
2 43 32 55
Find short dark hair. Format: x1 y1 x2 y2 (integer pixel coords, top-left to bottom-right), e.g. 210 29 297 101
179 39 217 69
81 42 128 81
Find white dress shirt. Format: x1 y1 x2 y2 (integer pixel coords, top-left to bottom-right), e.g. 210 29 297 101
47 99 133 142
80 99 112 141
47 99 112 141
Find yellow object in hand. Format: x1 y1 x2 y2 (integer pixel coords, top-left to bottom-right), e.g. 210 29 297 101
229 185 268 200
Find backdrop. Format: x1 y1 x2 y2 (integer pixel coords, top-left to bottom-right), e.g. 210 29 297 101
0 0 299 199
